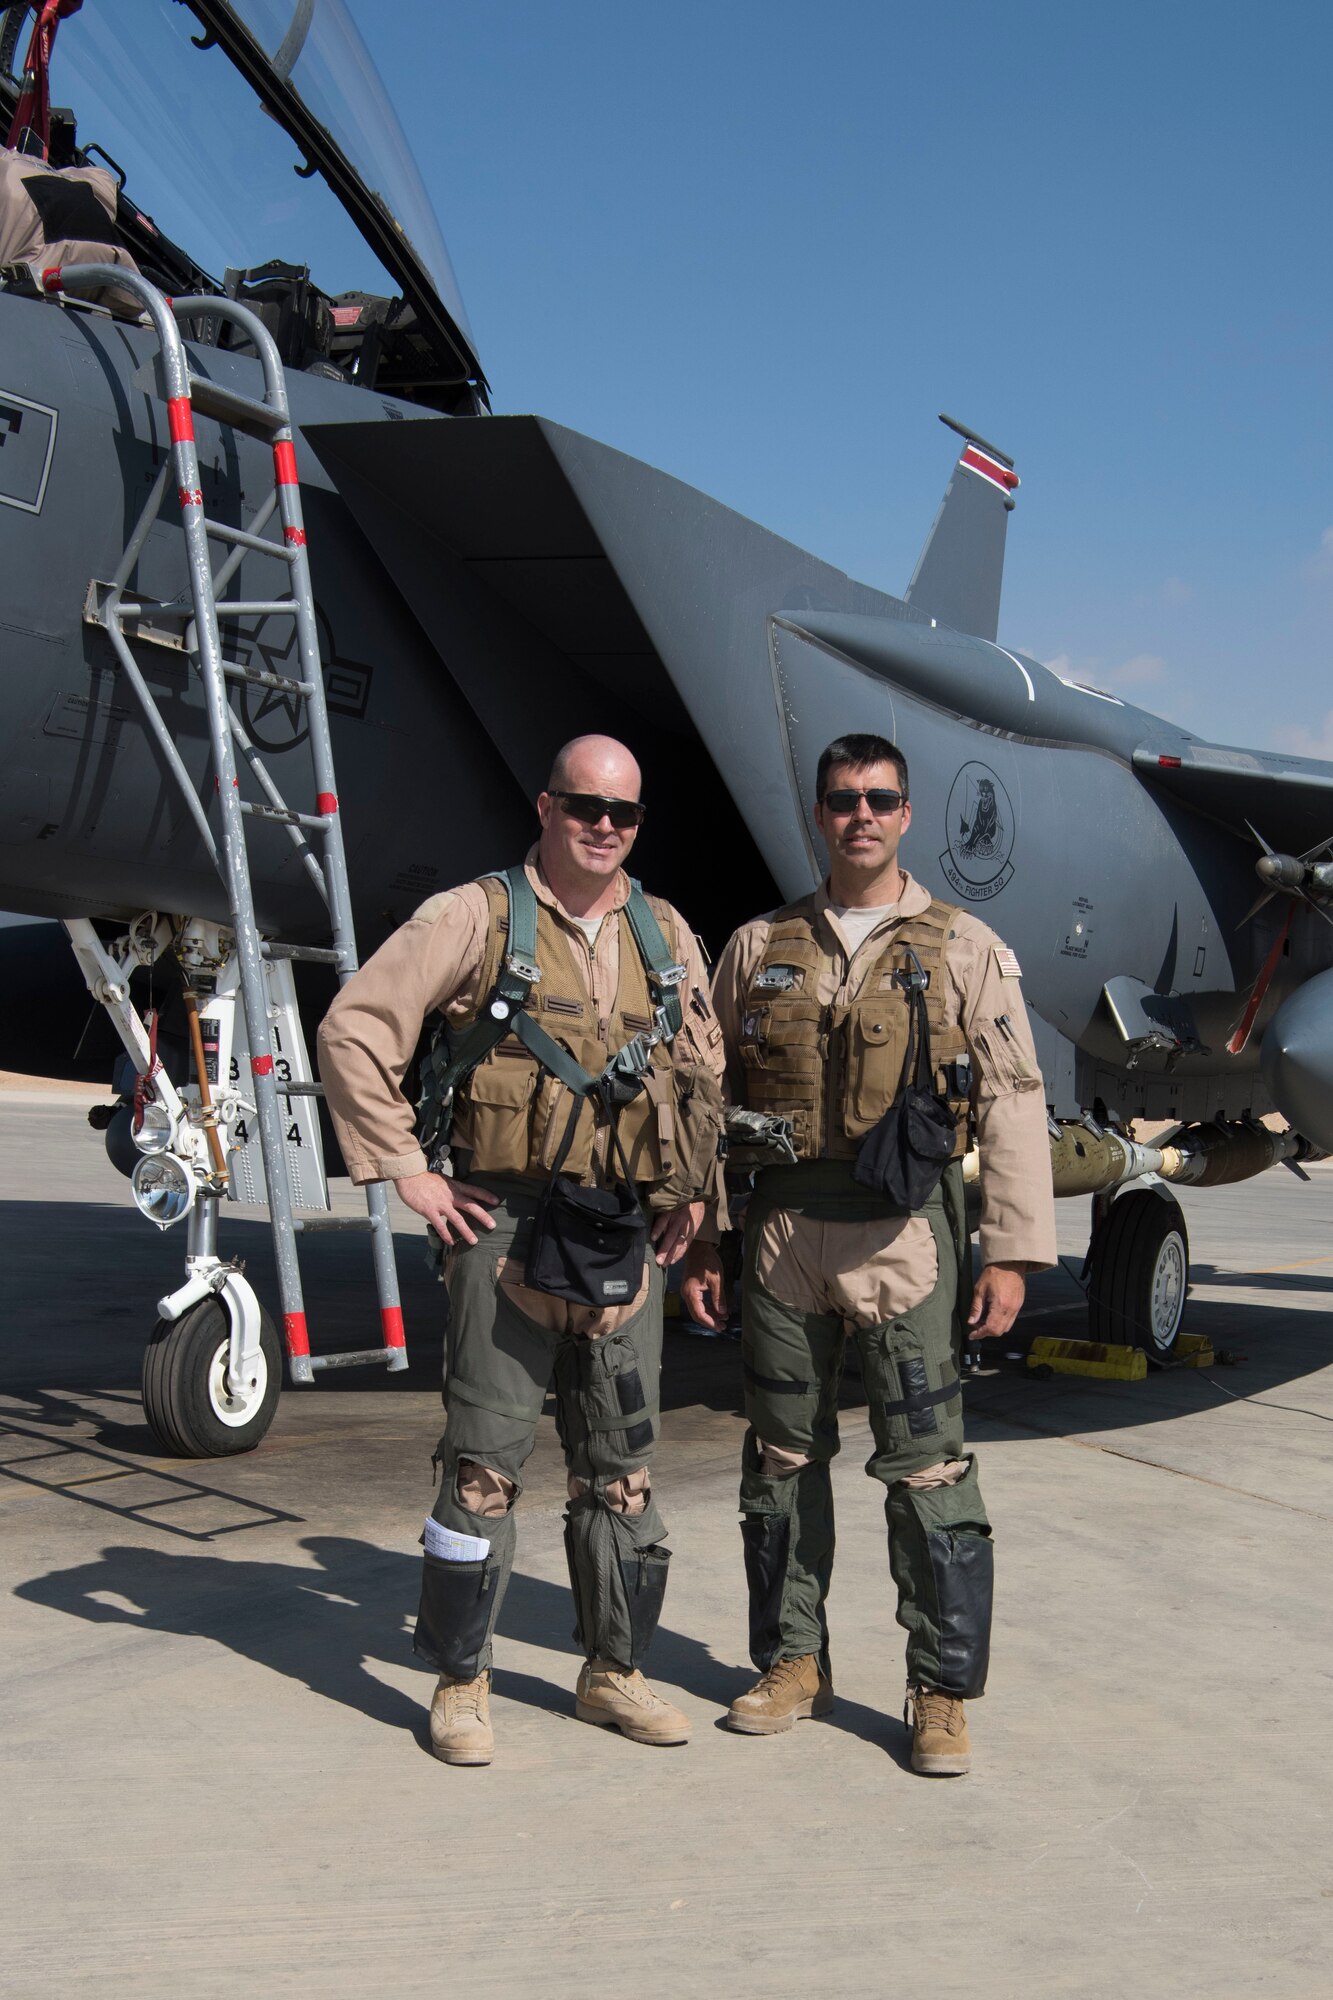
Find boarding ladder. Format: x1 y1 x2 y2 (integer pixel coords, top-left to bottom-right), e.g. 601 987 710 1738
45 262 407 1386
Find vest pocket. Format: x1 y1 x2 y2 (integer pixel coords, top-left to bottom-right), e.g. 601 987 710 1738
615 1084 662 1187
847 1010 907 1135
460 1053 537 1175
533 1078 597 1179
747 998 824 1082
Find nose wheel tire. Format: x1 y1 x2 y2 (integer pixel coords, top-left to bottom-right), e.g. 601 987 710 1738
142 1297 282 1457
1086 1187 1189 1362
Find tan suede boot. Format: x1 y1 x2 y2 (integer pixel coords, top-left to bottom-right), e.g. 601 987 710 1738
906 1685 971 1775
726 1654 834 1735
429 1668 493 1766
575 1662 690 1745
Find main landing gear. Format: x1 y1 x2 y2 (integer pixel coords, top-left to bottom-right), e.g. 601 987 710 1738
1085 1185 1189 1362
1041 1111 1316 1365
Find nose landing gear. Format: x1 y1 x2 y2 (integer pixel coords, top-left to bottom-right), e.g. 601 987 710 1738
143 1292 281 1457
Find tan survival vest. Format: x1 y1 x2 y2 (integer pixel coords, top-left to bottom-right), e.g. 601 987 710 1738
736 895 972 1161
449 877 689 1189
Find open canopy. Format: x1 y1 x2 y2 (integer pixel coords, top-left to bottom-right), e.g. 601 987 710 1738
0 0 486 407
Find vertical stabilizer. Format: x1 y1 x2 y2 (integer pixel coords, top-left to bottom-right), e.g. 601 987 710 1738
903 414 1019 643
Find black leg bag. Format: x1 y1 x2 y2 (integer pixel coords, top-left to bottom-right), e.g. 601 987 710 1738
926 1528 993 1698
414 1556 500 1679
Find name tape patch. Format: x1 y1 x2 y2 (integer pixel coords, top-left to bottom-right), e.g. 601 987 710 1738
602 1279 631 1298
423 1520 490 1563
993 947 1023 979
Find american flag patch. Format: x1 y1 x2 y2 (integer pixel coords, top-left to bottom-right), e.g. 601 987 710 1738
993 947 1022 979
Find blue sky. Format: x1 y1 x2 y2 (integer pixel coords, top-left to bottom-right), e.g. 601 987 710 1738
58 1 1333 758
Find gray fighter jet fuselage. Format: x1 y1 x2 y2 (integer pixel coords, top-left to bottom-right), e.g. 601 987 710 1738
2 0 1332 1409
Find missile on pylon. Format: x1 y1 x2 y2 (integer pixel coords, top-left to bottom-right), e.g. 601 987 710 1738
961 1117 1319 1201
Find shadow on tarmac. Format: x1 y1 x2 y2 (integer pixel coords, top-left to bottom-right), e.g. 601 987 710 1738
13 1537 906 1758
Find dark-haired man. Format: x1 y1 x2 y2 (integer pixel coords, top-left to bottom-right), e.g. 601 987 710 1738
319 735 725 1765
682 733 1055 1774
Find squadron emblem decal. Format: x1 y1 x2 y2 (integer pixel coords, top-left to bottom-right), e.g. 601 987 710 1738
940 761 1015 901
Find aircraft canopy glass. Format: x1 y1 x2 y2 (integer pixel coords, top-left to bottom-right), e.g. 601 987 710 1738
31 0 479 375
214 0 477 355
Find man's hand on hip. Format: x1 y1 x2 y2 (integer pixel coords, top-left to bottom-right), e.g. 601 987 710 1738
680 1240 729 1331
651 1199 704 1269
967 1261 1027 1339
392 1169 498 1247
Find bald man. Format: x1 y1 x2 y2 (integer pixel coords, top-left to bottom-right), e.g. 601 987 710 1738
319 737 726 1764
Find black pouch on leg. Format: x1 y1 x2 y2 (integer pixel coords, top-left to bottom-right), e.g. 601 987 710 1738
527 1097 647 1308
414 1557 498 1680
853 951 957 1209
926 1528 994 1698
619 1539 671 1669
741 1512 791 1673
565 1493 671 1669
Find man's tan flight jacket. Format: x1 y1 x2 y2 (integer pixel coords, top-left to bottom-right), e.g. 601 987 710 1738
710 871 1058 1271
318 848 725 1191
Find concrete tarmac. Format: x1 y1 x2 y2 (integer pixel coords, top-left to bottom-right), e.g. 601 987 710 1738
3 1086 1332 1998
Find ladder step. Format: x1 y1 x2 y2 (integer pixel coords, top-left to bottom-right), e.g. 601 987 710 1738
307 1347 399 1373
262 941 344 966
187 373 285 437
214 600 297 619
240 801 328 830
221 659 314 697
295 1213 372 1233
276 1080 324 1098
203 517 297 561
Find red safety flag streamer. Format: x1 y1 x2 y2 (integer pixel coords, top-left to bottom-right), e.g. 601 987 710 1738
132 1006 162 1131
5 0 83 160
1226 905 1294 1056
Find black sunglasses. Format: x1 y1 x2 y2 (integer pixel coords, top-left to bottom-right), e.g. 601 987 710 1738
819 787 906 816
554 791 647 830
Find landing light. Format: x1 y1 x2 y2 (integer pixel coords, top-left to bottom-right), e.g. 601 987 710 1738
132 1102 175 1155
132 1153 195 1229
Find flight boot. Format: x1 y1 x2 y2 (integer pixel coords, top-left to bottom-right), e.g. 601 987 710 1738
726 1654 834 1735
905 1685 971 1776
575 1661 690 1745
429 1668 494 1766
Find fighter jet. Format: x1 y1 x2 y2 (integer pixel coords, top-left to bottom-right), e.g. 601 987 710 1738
1 0 1329 1453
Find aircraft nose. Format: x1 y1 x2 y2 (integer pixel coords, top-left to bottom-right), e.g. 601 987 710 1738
1259 967 1333 1151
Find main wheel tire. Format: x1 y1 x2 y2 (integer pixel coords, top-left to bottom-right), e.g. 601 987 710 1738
142 1298 282 1457
1086 1188 1189 1361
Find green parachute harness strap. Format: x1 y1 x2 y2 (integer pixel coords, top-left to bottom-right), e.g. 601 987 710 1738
417 867 685 1157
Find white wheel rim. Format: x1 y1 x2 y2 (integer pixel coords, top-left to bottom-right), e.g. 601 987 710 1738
1149 1233 1186 1349
206 1336 269 1427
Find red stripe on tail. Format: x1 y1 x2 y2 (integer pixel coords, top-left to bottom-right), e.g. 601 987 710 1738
961 445 1020 491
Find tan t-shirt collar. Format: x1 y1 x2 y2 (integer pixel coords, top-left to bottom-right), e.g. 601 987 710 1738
814 867 933 961
523 843 633 925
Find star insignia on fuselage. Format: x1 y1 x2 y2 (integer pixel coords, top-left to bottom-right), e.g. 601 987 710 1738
234 609 371 752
